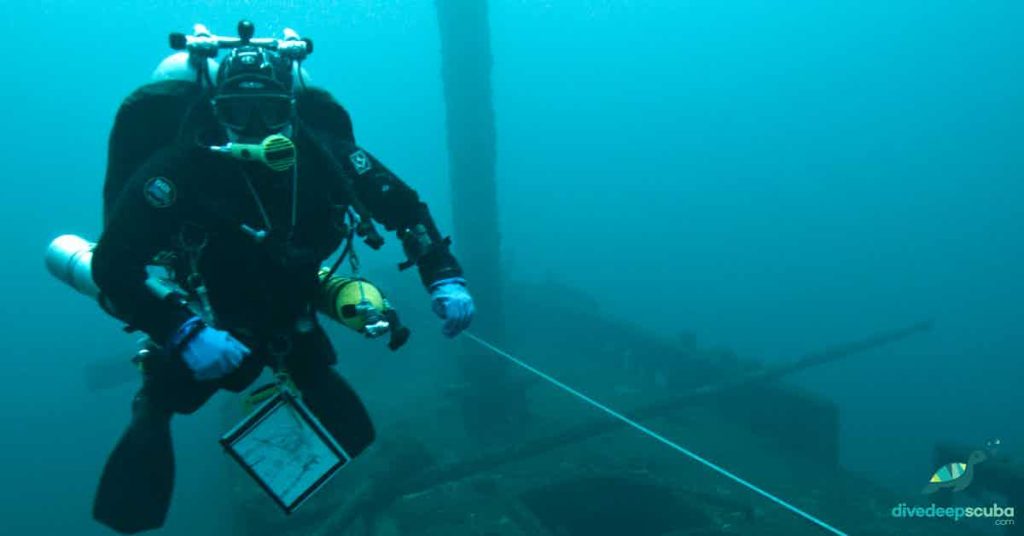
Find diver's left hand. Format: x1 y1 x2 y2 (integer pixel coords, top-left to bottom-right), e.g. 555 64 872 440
430 277 475 337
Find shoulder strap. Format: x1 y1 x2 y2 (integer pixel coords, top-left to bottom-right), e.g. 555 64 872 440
104 80 205 226
295 87 355 142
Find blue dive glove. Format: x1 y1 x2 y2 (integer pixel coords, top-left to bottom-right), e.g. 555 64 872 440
167 317 251 381
429 277 475 338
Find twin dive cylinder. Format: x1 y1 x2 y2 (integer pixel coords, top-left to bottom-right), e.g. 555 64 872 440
45 234 401 341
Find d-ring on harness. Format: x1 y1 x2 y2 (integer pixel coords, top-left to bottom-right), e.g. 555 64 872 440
176 221 215 325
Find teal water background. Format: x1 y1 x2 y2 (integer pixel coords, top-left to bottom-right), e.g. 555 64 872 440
0 1 1020 533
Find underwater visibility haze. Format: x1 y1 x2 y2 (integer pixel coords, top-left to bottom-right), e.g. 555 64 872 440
0 1 1021 535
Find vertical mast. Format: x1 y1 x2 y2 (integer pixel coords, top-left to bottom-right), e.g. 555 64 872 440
435 0 525 436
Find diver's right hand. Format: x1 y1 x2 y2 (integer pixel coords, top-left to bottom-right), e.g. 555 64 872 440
168 317 251 381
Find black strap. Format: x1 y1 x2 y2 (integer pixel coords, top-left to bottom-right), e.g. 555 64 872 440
322 213 357 281
296 119 385 250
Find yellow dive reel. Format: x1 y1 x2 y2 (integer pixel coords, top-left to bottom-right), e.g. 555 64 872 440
316 268 410 350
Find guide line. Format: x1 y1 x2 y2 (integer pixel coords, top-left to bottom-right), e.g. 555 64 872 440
466 331 847 536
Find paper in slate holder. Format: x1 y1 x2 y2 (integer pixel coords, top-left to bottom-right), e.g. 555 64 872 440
221 389 351 514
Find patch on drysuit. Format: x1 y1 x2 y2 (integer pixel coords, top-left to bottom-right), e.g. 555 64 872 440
349 150 372 175
143 176 176 208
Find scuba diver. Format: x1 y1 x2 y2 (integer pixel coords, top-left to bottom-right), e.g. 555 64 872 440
70 22 475 534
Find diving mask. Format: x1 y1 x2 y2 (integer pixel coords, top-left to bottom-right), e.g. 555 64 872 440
213 92 294 136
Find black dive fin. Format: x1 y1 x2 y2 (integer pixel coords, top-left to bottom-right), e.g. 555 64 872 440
93 392 175 534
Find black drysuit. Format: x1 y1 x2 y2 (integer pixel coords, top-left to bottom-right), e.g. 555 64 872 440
90 80 462 534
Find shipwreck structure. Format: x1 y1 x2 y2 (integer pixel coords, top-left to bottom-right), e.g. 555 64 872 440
231 278 975 535
191 5 1014 535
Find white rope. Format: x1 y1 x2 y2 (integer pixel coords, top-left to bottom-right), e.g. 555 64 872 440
466 332 847 536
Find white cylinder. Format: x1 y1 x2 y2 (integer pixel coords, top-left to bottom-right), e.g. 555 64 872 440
151 52 220 83
46 234 100 299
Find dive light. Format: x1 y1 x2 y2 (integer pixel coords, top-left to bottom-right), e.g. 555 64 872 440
210 134 297 171
46 234 100 299
45 235 180 304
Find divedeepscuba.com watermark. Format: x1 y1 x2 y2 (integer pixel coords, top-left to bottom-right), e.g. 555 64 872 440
893 439 1015 526
891 503 1015 526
